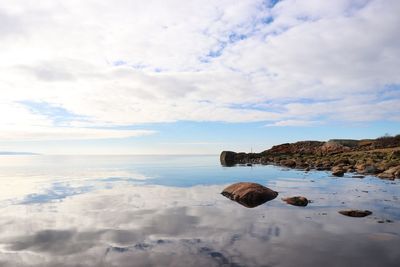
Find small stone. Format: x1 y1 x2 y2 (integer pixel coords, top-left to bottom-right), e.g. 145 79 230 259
338 210 372 217
282 196 309 207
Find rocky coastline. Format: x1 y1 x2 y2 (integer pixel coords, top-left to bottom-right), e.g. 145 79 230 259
220 135 400 180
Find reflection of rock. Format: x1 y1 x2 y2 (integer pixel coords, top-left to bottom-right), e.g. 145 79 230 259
220 151 236 166
221 182 278 208
339 210 372 217
282 196 309 207
368 233 398 241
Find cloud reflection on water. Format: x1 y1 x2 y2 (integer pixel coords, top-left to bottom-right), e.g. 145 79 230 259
0 156 399 266
0 182 398 267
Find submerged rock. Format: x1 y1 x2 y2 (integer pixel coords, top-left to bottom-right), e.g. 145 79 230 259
282 196 309 207
221 182 278 208
339 210 372 217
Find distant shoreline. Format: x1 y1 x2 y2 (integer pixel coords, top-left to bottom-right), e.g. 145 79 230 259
220 135 400 180
0 152 39 155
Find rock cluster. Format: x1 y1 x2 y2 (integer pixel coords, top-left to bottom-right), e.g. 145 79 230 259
221 183 372 219
222 183 311 208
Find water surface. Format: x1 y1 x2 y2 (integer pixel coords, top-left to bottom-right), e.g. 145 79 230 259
0 155 399 266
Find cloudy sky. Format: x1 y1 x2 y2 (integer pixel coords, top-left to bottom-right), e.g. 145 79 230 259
1 0 400 154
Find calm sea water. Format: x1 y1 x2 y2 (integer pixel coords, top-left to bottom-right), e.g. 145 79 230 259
0 155 399 267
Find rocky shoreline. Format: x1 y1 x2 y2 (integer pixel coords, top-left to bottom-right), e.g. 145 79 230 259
220 135 400 180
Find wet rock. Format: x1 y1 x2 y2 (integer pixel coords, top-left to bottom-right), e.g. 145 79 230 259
220 151 236 166
338 210 372 217
221 182 278 208
331 166 344 177
352 175 365 178
282 196 309 207
368 232 398 241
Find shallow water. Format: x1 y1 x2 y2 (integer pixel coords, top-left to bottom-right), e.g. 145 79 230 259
0 155 399 267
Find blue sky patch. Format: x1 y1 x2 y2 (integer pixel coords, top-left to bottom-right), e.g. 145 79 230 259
19 101 88 126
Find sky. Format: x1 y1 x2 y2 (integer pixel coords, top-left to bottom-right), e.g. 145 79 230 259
1 0 400 155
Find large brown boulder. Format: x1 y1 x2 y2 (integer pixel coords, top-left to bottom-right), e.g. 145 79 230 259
220 151 236 166
221 182 278 208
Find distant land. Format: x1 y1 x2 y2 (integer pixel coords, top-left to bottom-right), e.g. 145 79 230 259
0 151 39 155
220 135 400 180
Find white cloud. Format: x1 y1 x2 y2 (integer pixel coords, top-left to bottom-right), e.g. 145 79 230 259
265 120 320 127
0 0 399 141
0 126 155 142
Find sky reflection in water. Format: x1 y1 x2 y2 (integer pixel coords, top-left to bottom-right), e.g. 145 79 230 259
0 155 399 267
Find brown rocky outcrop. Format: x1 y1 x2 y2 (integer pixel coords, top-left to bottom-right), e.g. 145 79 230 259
221 182 278 208
320 141 351 155
266 141 324 155
220 135 400 180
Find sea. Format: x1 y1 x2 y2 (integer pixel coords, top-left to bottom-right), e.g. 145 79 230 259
0 155 399 267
